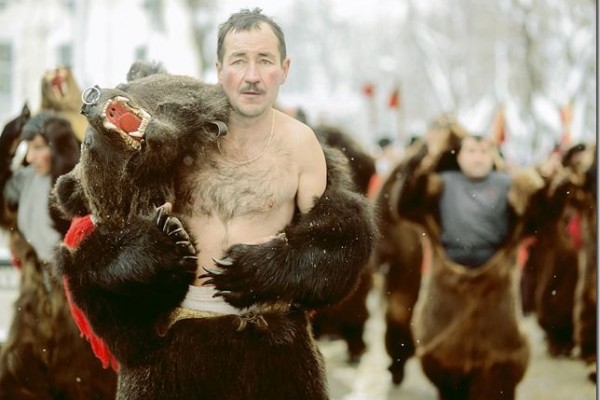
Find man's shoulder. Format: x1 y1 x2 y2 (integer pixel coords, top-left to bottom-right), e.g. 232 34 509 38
279 111 314 137
278 112 320 152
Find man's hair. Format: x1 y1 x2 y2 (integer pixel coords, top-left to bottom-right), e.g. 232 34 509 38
217 8 287 63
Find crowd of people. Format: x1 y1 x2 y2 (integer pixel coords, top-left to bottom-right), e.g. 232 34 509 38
0 6 596 400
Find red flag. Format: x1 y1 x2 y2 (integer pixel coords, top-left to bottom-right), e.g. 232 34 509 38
388 87 400 109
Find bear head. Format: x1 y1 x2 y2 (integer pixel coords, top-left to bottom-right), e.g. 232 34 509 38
55 68 230 226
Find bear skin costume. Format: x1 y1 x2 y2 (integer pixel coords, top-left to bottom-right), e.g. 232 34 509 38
311 125 377 364
523 144 597 381
521 144 597 371
378 122 544 400
372 118 467 385
573 148 597 382
521 170 580 357
373 141 428 385
40 67 88 142
51 65 377 400
0 106 117 399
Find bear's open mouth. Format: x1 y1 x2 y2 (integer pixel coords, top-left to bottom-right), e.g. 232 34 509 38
102 96 150 150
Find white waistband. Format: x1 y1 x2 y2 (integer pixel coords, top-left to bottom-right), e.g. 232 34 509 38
180 285 242 315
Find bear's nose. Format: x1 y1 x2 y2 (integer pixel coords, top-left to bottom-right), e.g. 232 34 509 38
80 85 101 116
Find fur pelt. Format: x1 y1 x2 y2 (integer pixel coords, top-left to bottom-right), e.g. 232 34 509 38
0 238 117 400
310 125 377 363
0 108 117 399
522 179 579 356
372 123 469 385
378 127 544 399
373 141 428 384
576 148 597 381
521 145 597 365
40 67 88 142
52 65 376 399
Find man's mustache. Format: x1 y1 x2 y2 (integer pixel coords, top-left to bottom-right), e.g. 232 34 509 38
240 84 265 94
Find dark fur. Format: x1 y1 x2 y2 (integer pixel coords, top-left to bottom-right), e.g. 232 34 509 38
574 151 597 381
311 125 377 363
373 129 466 385
52 66 376 399
521 176 579 356
373 141 428 384
0 107 117 399
524 146 598 379
376 128 542 399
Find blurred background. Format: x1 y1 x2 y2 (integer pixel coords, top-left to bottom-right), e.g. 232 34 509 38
0 0 596 165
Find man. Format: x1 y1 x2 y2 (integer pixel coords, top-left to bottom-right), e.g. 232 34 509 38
54 8 375 399
386 130 535 399
438 135 511 268
181 8 327 310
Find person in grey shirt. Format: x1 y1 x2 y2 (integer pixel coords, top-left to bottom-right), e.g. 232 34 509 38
2 112 80 261
438 135 511 268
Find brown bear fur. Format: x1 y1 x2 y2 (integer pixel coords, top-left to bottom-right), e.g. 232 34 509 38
521 144 597 361
373 142 427 384
573 154 597 381
522 178 580 356
52 65 377 399
0 107 117 399
378 121 543 399
311 125 377 363
373 118 467 385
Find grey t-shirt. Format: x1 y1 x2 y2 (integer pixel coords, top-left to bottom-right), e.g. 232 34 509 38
439 171 512 268
4 166 61 263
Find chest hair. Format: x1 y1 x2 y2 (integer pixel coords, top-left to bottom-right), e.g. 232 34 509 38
182 149 295 221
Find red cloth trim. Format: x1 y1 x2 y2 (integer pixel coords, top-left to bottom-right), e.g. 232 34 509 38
64 215 96 249
63 215 119 372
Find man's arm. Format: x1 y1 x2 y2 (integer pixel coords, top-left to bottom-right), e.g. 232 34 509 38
295 125 327 214
203 145 378 310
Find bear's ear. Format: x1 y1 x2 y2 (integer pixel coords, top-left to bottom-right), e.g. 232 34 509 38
209 120 228 137
21 102 31 119
126 60 167 82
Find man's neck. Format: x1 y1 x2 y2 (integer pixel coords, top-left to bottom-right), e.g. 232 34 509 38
227 109 275 145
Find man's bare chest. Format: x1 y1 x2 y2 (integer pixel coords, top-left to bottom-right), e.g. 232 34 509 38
186 155 297 221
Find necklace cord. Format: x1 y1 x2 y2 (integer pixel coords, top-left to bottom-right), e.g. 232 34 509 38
217 110 275 165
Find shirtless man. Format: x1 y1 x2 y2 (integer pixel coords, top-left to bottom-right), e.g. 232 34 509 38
53 10 375 398
179 8 327 313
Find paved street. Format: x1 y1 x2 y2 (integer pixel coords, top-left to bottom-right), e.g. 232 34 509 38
0 266 596 399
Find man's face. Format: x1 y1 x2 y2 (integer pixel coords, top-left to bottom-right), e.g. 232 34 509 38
216 23 290 119
457 137 495 179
